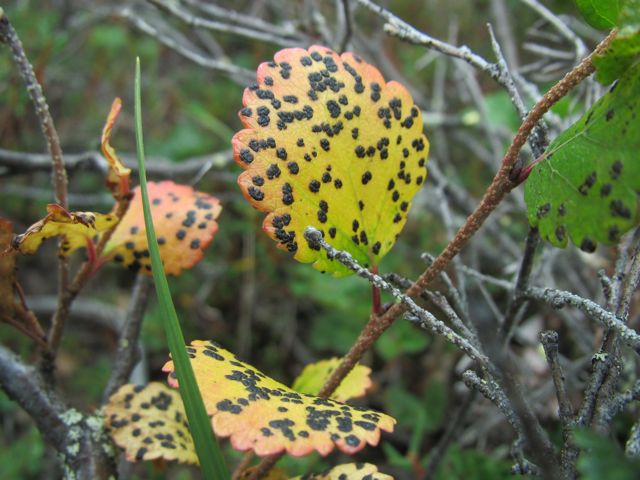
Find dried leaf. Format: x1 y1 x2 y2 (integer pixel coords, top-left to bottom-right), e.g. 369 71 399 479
163 340 395 457
290 462 393 480
101 97 131 199
105 382 197 465
103 181 221 275
12 204 117 256
292 358 372 403
233 45 429 276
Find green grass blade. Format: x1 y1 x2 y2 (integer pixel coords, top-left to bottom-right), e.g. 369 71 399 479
134 57 229 480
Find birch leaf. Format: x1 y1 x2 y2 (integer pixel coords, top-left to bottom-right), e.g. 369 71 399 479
105 382 197 465
292 358 372 403
103 181 221 275
233 45 429 276
524 61 640 251
11 204 117 255
163 340 395 457
290 463 393 479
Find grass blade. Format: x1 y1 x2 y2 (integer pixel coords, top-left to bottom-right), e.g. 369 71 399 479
133 57 229 479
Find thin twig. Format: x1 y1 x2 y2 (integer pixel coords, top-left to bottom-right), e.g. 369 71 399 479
101 275 152 403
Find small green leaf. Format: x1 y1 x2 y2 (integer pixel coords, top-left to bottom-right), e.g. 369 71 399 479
575 0 621 29
593 0 640 84
524 61 640 251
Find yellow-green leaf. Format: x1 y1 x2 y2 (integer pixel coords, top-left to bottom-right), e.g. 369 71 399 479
232 45 429 276
290 462 393 479
292 358 372 403
104 382 197 465
103 181 221 275
12 204 117 256
101 97 131 199
162 340 395 457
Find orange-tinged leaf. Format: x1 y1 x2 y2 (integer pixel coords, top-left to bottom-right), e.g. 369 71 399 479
290 462 393 479
101 97 131 199
292 358 372 403
105 382 197 465
233 45 429 276
162 340 395 457
103 181 221 275
12 204 117 256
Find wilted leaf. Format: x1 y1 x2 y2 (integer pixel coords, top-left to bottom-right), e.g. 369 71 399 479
101 97 131 199
232 45 429 276
524 61 640 251
290 462 393 479
163 340 395 457
103 181 221 275
105 382 197 465
576 0 621 29
292 358 372 403
12 204 117 256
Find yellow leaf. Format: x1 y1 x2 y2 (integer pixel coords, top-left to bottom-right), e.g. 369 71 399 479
101 97 131 199
105 382 197 465
290 462 393 479
12 204 117 256
233 45 429 276
292 358 372 403
103 181 221 275
162 340 395 457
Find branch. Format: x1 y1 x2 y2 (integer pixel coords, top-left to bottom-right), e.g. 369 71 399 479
102 275 152 403
523 286 640 351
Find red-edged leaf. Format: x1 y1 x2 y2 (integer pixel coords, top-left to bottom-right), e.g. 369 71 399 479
105 382 197 465
233 45 429 276
163 340 395 457
103 181 221 275
11 204 117 256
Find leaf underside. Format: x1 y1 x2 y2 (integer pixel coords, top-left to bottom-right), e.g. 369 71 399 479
524 61 640 251
105 382 198 465
233 45 429 276
103 181 221 275
291 358 372 403
163 340 395 457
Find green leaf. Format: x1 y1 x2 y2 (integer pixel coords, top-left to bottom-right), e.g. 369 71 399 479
232 45 429 276
291 358 372 403
524 61 640 251
133 58 229 479
574 429 640 480
575 0 621 29
593 0 640 84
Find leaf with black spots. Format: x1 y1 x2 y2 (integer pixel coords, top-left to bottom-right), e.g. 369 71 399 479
290 462 393 479
101 97 131 200
292 358 372 403
103 181 221 275
163 340 395 457
524 61 640 251
233 45 429 276
11 204 117 256
105 382 197 465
